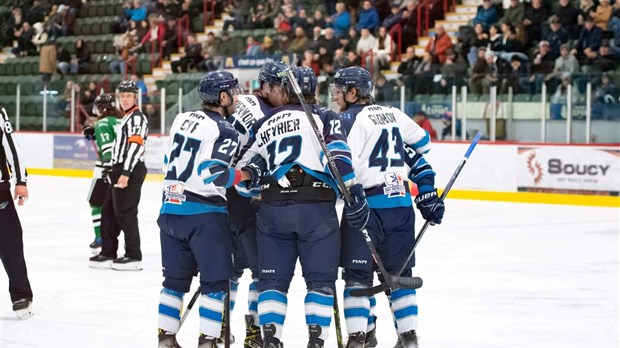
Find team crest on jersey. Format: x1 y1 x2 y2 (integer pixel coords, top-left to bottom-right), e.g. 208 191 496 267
164 184 186 205
383 172 406 197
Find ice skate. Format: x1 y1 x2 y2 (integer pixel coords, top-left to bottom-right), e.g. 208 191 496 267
89 237 102 255
243 315 263 348
198 334 218 348
12 299 33 320
262 324 283 348
394 330 418 348
345 331 366 348
365 327 377 347
307 324 323 348
158 329 182 348
216 321 235 345
89 254 113 269
111 256 142 271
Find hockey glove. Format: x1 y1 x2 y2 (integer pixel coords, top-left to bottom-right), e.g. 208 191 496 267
345 183 370 231
242 155 267 189
102 167 112 184
82 126 95 141
414 189 445 225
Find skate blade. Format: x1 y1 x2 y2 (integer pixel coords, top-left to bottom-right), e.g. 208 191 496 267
111 262 143 271
15 307 34 320
89 260 112 269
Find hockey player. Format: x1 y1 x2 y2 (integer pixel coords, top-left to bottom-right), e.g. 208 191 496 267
0 106 34 320
157 71 252 348
330 67 444 348
89 80 148 270
224 60 287 348
82 94 121 255
238 65 371 348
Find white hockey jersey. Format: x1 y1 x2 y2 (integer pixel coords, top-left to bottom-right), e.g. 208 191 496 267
339 103 431 208
161 108 240 215
239 104 354 193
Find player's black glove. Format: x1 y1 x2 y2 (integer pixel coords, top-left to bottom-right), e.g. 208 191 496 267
102 167 112 184
82 126 95 141
345 183 370 231
242 155 267 189
414 189 444 225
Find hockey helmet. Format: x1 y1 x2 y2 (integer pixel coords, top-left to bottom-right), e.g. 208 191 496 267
258 60 288 86
198 71 242 105
333 67 373 97
284 66 317 96
116 80 139 94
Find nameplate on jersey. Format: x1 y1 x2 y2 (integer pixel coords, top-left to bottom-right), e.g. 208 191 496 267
366 106 397 125
164 183 187 205
383 172 406 198
256 112 301 147
180 112 206 134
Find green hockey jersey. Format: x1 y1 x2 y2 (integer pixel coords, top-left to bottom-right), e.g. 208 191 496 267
94 116 120 170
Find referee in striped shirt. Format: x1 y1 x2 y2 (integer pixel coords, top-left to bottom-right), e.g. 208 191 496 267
0 106 34 319
102 80 148 271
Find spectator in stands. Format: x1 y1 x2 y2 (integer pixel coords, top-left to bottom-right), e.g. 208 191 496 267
310 26 323 51
215 32 238 58
427 0 445 28
81 82 98 116
162 16 178 60
56 80 74 114
131 74 149 104
383 5 402 31
325 0 337 17
554 0 579 39
412 51 436 94
498 22 525 58
520 41 555 94
594 42 617 72
482 50 510 93
12 22 36 57
329 2 351 38
277 32 291 54
261 36 275 55
25 0 45 26
595 72 618 103
290 26 310 55
345 50 361 67
139 14 165 51
31 22 48 52
551 72 582 104
503 56 525 94
545 16 568 60
375 0 392 22
247 3 270 29
413 111 437 140
244 35 261 56
317 28 340 55
523 0 547 46
592 0 612 31
308 10 326 29
356 27 376 58
488 23 503 52
435 48 467 94
546 44 580 91
578 0 597 28
425 23 452 64
473 0 499 29
464 23 489 67
6 7 24 44
332 48 347 71
109 33 135 75
572 17 603 63
440 112 462 140
398 45 418 94
274 12 292 36
48 4 69 38
373 26 393 70
469 47 489 94
400 0 418 53
355 0 380 33
292 8 311 32
301 49 321 75
124 0 148 22
56 42 71 75
171 34 202 72
501 0 524 27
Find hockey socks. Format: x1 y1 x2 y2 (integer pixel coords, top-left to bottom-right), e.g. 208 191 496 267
199 291 226 338
248 279 259 324
257 290 288 340
158 288 185 334
230 278 239 312
390 288 418 334
304 291 333 342
343 286 370 334
90 205 102 239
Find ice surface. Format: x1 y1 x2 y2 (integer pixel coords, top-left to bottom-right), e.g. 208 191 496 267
1 176 618 348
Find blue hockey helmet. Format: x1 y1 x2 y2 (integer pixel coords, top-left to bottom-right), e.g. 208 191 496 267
333 67 373 97
258 60 288 86
289 66 317 96
198 71 242 105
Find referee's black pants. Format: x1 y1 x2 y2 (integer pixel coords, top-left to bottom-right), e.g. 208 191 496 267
100 162 146 261
0 189 33 303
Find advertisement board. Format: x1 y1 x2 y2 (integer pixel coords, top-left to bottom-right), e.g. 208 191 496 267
517 146 620 195
53 135 97 169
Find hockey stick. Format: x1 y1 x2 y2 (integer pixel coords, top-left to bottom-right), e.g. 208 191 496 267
280 68 422 291
333 290 344 348
224 285 231 348
350 132 482 297
179 286 201 330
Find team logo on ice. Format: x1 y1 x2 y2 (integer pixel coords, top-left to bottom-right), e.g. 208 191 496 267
164 184 186 205
383 172 406 197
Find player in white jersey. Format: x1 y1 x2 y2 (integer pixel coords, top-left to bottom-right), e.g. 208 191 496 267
223 61 287 347
157 71 253 348
331 67 444 348
237 65 370 348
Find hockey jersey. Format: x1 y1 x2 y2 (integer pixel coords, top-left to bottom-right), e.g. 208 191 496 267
161 108 240 215
240 104 354 194
339 103 431 208
92 116 119 179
